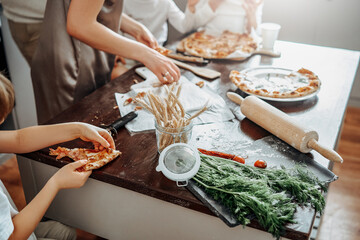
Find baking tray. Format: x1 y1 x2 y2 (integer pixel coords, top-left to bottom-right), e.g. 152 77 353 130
187 135 337 228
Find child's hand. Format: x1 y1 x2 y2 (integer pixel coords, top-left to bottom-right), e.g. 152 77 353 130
50 160 92 190
209 0 225 12
188 0 200 13
78 123 116 150
243 0 263 33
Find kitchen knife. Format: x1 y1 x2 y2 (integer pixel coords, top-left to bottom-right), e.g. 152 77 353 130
103 111 138 136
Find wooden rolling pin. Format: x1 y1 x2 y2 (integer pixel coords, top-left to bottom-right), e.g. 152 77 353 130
227 92 343 163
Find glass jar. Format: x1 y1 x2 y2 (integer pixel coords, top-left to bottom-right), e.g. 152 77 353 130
155 119 193 153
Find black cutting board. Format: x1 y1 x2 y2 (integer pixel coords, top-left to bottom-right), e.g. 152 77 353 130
187 135 337 228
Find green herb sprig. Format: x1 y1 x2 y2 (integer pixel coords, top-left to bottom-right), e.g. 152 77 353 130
193 154 326 239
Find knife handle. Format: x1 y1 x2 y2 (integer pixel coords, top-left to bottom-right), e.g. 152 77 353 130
105 111 138 136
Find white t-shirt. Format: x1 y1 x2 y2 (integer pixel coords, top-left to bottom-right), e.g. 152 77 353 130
0 180 36 240
193 0 263 35
124 0 197 45
0 0 47 23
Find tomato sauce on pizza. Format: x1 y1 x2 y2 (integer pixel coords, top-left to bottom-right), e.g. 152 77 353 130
50 147 121 171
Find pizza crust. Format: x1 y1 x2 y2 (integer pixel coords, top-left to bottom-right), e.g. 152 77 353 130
230 68 321 99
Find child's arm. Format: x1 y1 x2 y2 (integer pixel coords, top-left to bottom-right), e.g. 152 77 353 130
166 0 220 34
243 0 264 33
187 0 224 29
187 0 200 13
0 122 115 154
9 160 91 240
166 1 196 34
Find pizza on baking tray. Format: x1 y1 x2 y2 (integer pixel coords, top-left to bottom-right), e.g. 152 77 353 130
230 68 321 98
177 30 258 59
49 147 121 171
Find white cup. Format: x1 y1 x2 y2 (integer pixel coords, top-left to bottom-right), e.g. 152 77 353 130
260 23 281 50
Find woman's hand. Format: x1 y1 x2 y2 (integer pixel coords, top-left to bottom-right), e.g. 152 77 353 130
49 160 92 190
77 123 116 150
142 49 181 84
121 14 158 49
133 23 158 49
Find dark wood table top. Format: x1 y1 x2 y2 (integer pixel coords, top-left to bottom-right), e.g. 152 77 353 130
23 41 359 240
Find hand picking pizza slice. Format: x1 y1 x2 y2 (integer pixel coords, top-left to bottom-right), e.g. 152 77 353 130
49 147 121 171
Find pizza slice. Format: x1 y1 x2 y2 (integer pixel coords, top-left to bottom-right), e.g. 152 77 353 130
49 147 121 171
156 46 172 56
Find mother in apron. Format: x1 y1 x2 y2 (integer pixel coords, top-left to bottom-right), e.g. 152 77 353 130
31 0 180 124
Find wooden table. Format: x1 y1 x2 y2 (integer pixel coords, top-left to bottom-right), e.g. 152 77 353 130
18 41 359 240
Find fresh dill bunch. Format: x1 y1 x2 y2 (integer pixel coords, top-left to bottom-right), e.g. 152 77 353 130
193 153 326 239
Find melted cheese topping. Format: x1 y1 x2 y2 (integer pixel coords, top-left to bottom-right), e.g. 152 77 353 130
242 72 309 93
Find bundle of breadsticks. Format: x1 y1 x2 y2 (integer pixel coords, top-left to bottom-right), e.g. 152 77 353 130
134 83 207 152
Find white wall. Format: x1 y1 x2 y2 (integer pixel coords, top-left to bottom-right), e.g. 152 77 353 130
261 0 360 107
171 0 360 106
262 0 360 51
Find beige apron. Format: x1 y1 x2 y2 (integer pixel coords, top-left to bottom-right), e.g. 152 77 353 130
31 0 123 124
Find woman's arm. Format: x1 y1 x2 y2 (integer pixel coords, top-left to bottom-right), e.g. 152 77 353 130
0 122 115 154
120 14 158 49
67 0 180 83
9 160 91 240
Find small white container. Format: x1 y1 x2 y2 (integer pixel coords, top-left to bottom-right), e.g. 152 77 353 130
156 143 200 187
260 23 281 50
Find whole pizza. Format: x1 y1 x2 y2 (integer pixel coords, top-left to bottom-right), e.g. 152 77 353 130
230 67 321 99
177 30 258 59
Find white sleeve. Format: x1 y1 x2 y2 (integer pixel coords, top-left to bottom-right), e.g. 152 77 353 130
0 182 15 240
166 0 195 34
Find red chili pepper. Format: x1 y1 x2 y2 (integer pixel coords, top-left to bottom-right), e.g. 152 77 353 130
254 159 267 168
232 156 245 164
198 148 245 164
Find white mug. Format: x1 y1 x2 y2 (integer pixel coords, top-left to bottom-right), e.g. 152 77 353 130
260 23 281 50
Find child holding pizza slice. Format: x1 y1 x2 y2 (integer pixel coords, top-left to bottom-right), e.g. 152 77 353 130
0 73 115 240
